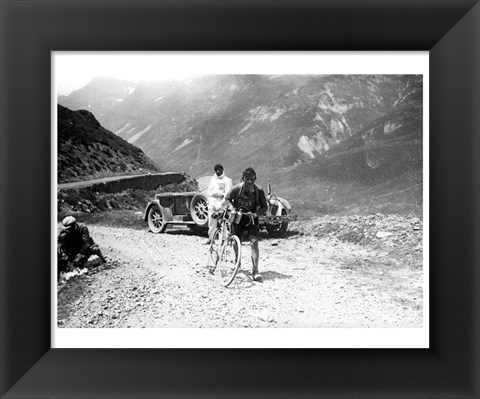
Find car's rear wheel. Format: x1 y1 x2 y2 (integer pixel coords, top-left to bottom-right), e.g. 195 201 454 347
190 194 208 228
147 204 167 233
266 208 288 237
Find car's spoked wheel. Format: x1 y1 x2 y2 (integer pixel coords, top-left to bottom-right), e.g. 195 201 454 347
218 235 241 287
195 201 207 220
147 204 166 233
190 194 209 227
266 208 288 237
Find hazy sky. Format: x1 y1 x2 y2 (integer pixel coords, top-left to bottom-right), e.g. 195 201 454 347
54 53 199 95
53 52 428 96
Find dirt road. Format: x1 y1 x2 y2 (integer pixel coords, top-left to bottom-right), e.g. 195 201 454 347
57 174 148 189
57 213 423 329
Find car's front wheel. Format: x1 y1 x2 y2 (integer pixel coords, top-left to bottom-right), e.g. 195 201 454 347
266 208 289 237
147 204 167 233
190 193 209 228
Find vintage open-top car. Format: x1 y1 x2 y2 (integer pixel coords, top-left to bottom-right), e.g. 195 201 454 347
144 176 296 237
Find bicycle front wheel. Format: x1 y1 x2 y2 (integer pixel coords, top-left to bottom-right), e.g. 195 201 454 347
218 234 241 287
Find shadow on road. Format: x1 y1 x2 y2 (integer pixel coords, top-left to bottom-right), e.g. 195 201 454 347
259 230 302 240
260 270 292 281
235 269 292 284
147 228 207 237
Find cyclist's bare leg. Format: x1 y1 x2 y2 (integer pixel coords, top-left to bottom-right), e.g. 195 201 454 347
250 236 262 282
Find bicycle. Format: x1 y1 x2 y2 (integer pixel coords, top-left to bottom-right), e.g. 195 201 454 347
207 207 243 287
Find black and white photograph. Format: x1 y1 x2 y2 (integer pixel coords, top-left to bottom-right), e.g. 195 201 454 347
53 52 428 348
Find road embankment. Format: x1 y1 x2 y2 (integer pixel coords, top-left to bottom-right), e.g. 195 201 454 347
58 172 186 193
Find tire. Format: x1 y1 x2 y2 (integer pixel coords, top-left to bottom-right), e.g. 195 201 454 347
207 229 222 271
147 204 167 233
266 208 289 237
218 234 241 287
190 193 209 228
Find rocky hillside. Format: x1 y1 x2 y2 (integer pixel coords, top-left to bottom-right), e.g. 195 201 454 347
58 105 160 183
59 75 423 214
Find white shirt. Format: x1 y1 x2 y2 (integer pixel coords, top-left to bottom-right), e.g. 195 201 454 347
207 173 232 199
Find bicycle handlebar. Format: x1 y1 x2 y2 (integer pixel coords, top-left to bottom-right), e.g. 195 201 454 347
235 207 255 226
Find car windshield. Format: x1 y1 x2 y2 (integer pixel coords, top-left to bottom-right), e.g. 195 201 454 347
195 175 212 192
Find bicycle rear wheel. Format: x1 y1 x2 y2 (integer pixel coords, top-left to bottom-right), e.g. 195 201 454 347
207 229 222 271
218 234 241 287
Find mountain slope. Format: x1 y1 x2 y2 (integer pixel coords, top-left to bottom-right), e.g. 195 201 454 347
60 77 136 120
58 75 423 214
59 75 421 175
274 96 423 215
57 105 160 183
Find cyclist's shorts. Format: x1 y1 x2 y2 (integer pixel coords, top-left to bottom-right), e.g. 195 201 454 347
232 216 259 240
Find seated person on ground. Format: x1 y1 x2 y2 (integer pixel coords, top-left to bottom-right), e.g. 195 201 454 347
57 216 106 274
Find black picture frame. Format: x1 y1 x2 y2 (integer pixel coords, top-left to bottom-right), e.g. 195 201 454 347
1 0 479 398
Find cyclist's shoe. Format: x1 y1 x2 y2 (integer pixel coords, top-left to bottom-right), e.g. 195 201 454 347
252 272 263 282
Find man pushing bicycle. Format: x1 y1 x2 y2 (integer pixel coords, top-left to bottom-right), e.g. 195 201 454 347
225 167 268 282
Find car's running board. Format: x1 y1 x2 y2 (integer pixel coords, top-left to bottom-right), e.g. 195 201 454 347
165 221 197 225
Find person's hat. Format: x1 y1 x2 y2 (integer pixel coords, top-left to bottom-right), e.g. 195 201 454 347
214 164 223 171
62 216 76 228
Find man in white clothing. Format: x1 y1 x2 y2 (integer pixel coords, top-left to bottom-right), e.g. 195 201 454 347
204 164 232 244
